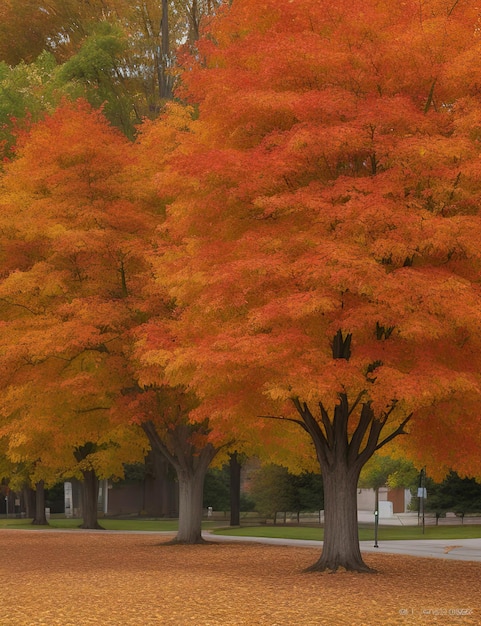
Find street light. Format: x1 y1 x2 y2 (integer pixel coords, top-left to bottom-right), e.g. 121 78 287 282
417 467 427 534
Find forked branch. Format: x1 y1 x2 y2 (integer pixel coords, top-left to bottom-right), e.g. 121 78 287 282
376 412 413 450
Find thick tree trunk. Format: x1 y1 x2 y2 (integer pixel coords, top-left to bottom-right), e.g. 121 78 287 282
79 469 104 530
290 334 412 573
229 452 241 526
142 418 221 545
306 463 373 573
31 480 48 526
175 467 207 543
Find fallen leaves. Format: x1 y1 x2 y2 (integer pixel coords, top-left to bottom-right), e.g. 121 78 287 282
1 531 479 625
443 545 462 553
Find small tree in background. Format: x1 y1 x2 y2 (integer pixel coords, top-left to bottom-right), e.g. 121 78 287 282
426 471 481 521
250 465 294 524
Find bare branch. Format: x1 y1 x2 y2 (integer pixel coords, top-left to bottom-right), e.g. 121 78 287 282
0 297 42 316
292 397 332 466
142 419 177 468
259 414 308 432
348 390 366 417
376 413 413 450
348 401 374 464
319 402 334 446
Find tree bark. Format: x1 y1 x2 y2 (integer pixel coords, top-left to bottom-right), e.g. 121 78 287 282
176 466 207 543
79 469 104 530
292 386 410 573
159 0 172 100
306 463 372 572
23 486 35 519
170 443 218 543
31 480 48 526
142 419 220 544
229 452 241 526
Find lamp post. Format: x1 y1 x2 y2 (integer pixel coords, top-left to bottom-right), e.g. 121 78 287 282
374 487 379 547
417 467 426 534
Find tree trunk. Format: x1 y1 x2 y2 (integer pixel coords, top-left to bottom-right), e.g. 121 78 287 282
174 442 218 543
229 452 241 526
291 382 411 573
159 0 172 100
142 418 221 545
31 480 48 525
306 463 373 573
23 486 35 519
79 469 104 530
175 466 207 543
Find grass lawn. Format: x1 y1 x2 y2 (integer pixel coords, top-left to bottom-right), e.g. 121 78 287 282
1 515 480 540
0 517 218 532
213 523 481 541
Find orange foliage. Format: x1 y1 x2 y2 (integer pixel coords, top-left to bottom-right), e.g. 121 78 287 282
142 0 481 476
0 100 155 480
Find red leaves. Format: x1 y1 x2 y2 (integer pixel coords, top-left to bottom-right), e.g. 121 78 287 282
145 0 481 474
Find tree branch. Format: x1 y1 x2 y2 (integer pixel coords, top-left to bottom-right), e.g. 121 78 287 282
348 390 366 417
333 393 349 450
142 419 177 469
292 397 332 466
0 297 42 316
376 413 413 450
259 414 309 433
348 401 374 465
319 402 334 447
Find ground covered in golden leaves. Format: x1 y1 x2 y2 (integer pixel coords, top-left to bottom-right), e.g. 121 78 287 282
1 530 479 625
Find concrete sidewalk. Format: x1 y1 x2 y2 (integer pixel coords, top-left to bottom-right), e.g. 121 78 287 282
360 537 481 561
358 510 481 526
358 511 420 525
205 533 481 563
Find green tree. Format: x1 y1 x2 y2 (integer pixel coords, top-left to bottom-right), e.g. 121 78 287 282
250 464 295 524
0 1 223 133
291 472 324 522
203 466 230 512
55 22 137 137
359 455 418 492
426 471 481 517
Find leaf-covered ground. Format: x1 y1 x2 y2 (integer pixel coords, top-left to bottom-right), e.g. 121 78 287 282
1 531 479 625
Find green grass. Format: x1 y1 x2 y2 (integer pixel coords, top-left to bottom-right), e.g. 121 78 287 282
2 517 480 540
0 517 216 532
213 524 481 542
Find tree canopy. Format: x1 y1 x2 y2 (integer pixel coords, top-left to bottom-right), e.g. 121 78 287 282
138 0 481 570
2 0 481 568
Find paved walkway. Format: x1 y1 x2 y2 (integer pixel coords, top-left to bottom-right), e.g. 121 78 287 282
4 522 481 563
205 533 481 563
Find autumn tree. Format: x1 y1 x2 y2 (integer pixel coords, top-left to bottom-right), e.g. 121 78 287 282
0 100 151 528
142 0 481 572
0 99 233 540
113 384 230 543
